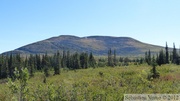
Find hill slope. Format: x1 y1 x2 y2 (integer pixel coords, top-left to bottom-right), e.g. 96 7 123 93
3 35 164 56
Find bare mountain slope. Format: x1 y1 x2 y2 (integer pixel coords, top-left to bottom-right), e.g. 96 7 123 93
3 35 164 56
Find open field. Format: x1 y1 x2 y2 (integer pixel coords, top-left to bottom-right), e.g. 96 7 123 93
0 64 179 101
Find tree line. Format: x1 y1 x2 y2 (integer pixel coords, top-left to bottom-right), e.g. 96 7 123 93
2 42 177 80
145 42 180 66
0 49 146 79
0 51 96 79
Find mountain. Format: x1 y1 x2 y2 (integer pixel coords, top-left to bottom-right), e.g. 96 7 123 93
3 35 165 56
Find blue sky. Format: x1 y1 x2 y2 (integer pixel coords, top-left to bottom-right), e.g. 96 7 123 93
0 0 180 53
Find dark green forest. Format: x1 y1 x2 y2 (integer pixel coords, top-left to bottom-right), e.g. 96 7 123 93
0 51 96 79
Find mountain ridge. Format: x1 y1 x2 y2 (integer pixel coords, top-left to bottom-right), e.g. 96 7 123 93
2 35 165 56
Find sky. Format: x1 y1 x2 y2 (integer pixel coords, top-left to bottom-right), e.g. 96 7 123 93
0 0 180 53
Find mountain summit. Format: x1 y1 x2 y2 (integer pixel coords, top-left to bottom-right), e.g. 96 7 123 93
3 35 164 56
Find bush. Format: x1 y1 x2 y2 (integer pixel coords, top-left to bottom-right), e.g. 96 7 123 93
7 67 29 101
99 72 103 77
147 65 160 80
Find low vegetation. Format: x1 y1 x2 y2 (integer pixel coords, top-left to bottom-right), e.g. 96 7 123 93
0 64 179 101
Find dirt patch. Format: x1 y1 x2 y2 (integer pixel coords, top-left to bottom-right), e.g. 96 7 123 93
160 74 180 81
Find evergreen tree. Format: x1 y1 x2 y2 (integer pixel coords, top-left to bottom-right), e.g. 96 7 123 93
1 55 8 78
170 53 173 62
139 58 144 64
53 51 61 75
42 53 50 77
80 52 88 69
72 52 80 69
35 54 41 70
157 49 165 66
148 50 151 65
149 55 160 79
119 57 123 63
124 57 129 66
108 48 113 67
80 53 84 69
145 51 148 63
165 42 169 64
89 52 96 68
156 54 159 65
113 49 117 66
172 43 179 64
24 56 28 68
84 52 88 68
66 51 71 69
15 54 21 69
151 55 157 68
33 55 37 71
28 54 35 77
145 50 151 65
8 53 13 78
61 50 67 68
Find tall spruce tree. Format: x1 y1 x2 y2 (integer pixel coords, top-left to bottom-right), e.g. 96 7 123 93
84 52 88 68
113 49 117 66
148 50 151 65
71 52 80 69
145 51 148 63
53 51 61 75
172 43 178 64
149 55 160 79
15 54 21 69
165 42 169 64
35 54 41 70
28 54 35 77
61 50 67 68
4 55 8 78
89 52 96 68
157 49 165 66
108 48 113 67
42 53 50 77
80 52 88 69
145 50 152 65
8 53 13 78
24 56 28 68
66 51 71 69
156 54 159 65
1 55 8 78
